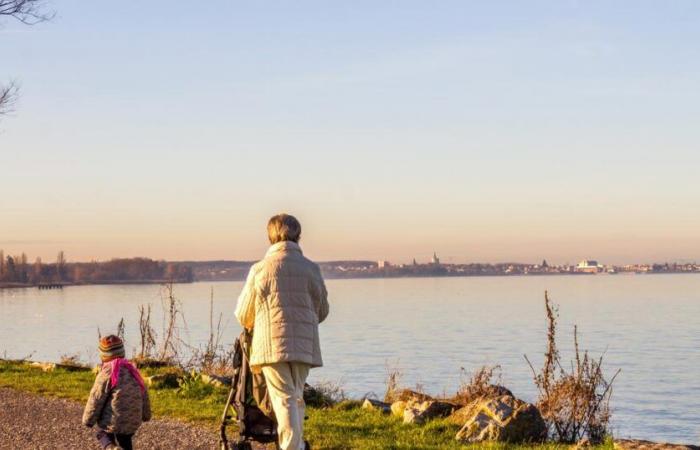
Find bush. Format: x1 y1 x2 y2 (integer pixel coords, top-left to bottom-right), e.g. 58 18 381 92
525 291 619 444
176 371 214 399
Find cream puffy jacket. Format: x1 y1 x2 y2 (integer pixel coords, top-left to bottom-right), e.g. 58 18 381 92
235 241 329 368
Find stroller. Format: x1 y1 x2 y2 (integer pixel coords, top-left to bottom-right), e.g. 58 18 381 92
219 330 311 450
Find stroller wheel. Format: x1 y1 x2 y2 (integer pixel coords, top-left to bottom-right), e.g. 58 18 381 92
231 443 252 450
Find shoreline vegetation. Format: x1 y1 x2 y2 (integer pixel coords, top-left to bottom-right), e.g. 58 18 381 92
1 290 696 449
0 250 698 291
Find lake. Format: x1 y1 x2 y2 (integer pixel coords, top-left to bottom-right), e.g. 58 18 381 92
1 275 698 443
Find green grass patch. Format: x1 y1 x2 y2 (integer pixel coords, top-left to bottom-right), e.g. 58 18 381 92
0 360 613 450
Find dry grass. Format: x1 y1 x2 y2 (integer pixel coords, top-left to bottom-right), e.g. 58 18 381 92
452 365 512 406
304 381 347 408
525 291 619 444
383 363 403 403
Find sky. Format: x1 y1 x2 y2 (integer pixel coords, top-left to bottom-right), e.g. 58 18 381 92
1 1 699 265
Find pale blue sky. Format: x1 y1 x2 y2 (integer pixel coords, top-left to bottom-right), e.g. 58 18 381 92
1 1 699 264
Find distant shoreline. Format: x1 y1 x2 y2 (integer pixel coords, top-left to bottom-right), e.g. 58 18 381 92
1 270 698 291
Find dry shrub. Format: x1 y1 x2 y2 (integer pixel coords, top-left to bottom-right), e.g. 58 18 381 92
525 291 619 444
59 353 82 366
159 282 186 363
453 365 511 406
304 381 346 408
137 304 157 360
384 363 403 403
182 287 235 375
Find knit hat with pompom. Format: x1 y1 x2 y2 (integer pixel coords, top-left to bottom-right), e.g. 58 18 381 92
99 335 125 362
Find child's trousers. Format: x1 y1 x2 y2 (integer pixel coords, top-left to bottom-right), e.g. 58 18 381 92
96 429 134 450
261 362 310 450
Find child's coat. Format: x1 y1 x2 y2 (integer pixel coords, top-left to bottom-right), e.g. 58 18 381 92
82 362 151 434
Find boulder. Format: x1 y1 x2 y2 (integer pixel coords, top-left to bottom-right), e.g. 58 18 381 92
144 372 181 389
362 398 391 414
391 401 407 417
30 362 56 372
200 373 232 387
403 400 457 425
455 395 546 443
385 388 433 404
455 384 513 404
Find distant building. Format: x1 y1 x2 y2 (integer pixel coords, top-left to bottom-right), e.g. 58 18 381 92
431 252 440 266
576 260 601 273
377 260 389 269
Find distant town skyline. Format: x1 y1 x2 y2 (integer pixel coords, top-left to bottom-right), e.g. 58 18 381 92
2 2 699 264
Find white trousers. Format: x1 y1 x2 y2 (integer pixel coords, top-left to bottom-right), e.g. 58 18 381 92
261 362 310 450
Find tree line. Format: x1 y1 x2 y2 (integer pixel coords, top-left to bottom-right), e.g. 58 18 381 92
0 250 193 285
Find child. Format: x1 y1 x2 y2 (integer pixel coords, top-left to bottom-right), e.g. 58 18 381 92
82 335 151 450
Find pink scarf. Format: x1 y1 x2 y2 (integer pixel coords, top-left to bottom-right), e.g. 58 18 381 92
106 358 146 393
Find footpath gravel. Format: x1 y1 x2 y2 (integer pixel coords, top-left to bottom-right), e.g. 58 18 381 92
0 387 219 449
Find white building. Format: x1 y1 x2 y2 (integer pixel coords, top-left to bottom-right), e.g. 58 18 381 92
576 260 601 273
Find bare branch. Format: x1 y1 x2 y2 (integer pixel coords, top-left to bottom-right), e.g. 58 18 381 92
0 0 54 25
0 81 19 117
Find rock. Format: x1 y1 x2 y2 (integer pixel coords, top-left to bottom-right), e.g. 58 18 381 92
303 384 337 408
454 384 514 405
30 362 56 372
403 400 457 425
200 373 231 387
614 440 700 450
55 363 91 372
385 388 433 404
455 395 546 443
391 401 407 417
144 372 181 389
362 398 391 414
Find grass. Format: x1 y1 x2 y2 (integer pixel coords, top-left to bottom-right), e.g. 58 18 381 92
0 360 613 450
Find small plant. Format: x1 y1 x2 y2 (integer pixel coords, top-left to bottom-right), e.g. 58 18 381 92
176 371 214 398
159 282 185 363
525 291 619 444
59 353 82 367
137 304 157 360
384 362 403 403
304 381 346 408
184 286 230 374
453 365 506 405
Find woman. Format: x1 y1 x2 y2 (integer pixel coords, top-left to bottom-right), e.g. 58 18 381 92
235 213 329 450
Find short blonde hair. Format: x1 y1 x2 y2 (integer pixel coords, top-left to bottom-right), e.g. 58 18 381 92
267 213 302 244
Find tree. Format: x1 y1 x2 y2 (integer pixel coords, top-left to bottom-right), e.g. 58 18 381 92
55 250 66 281
31 256 42 283
18 252 28 282
0 0 53 117
4 255 16 281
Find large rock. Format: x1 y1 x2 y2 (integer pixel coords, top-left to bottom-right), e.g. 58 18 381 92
200 373 232 387
385 388 433 404
403 399 457 425
144 372 181 389
391 401 407 417
455 395 546 443
362 398 391 414
454 384 513 405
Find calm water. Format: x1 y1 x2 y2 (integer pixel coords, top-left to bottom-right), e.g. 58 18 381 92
1 275 698 443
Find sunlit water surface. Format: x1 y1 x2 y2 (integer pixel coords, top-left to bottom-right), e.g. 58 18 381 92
1 275 698 443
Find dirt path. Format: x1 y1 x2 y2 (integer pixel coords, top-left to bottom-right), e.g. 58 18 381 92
0 388 219 449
